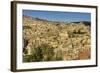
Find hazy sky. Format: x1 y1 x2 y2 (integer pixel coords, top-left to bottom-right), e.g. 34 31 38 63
23 10 91 22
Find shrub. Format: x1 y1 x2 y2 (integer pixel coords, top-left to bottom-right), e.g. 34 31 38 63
23 44 55 62
54 50 63 61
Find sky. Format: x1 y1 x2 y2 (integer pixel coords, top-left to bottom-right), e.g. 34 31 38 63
23 10 91 22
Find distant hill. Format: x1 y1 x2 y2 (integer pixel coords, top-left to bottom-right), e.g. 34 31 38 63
23 15 49 21
72 21 91 26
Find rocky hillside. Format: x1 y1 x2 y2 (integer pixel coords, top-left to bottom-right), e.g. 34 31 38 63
23 16 91 62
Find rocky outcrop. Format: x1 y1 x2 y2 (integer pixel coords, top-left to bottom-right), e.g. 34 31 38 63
23 16 91 62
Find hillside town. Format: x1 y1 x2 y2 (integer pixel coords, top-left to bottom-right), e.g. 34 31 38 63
23 16 91 62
